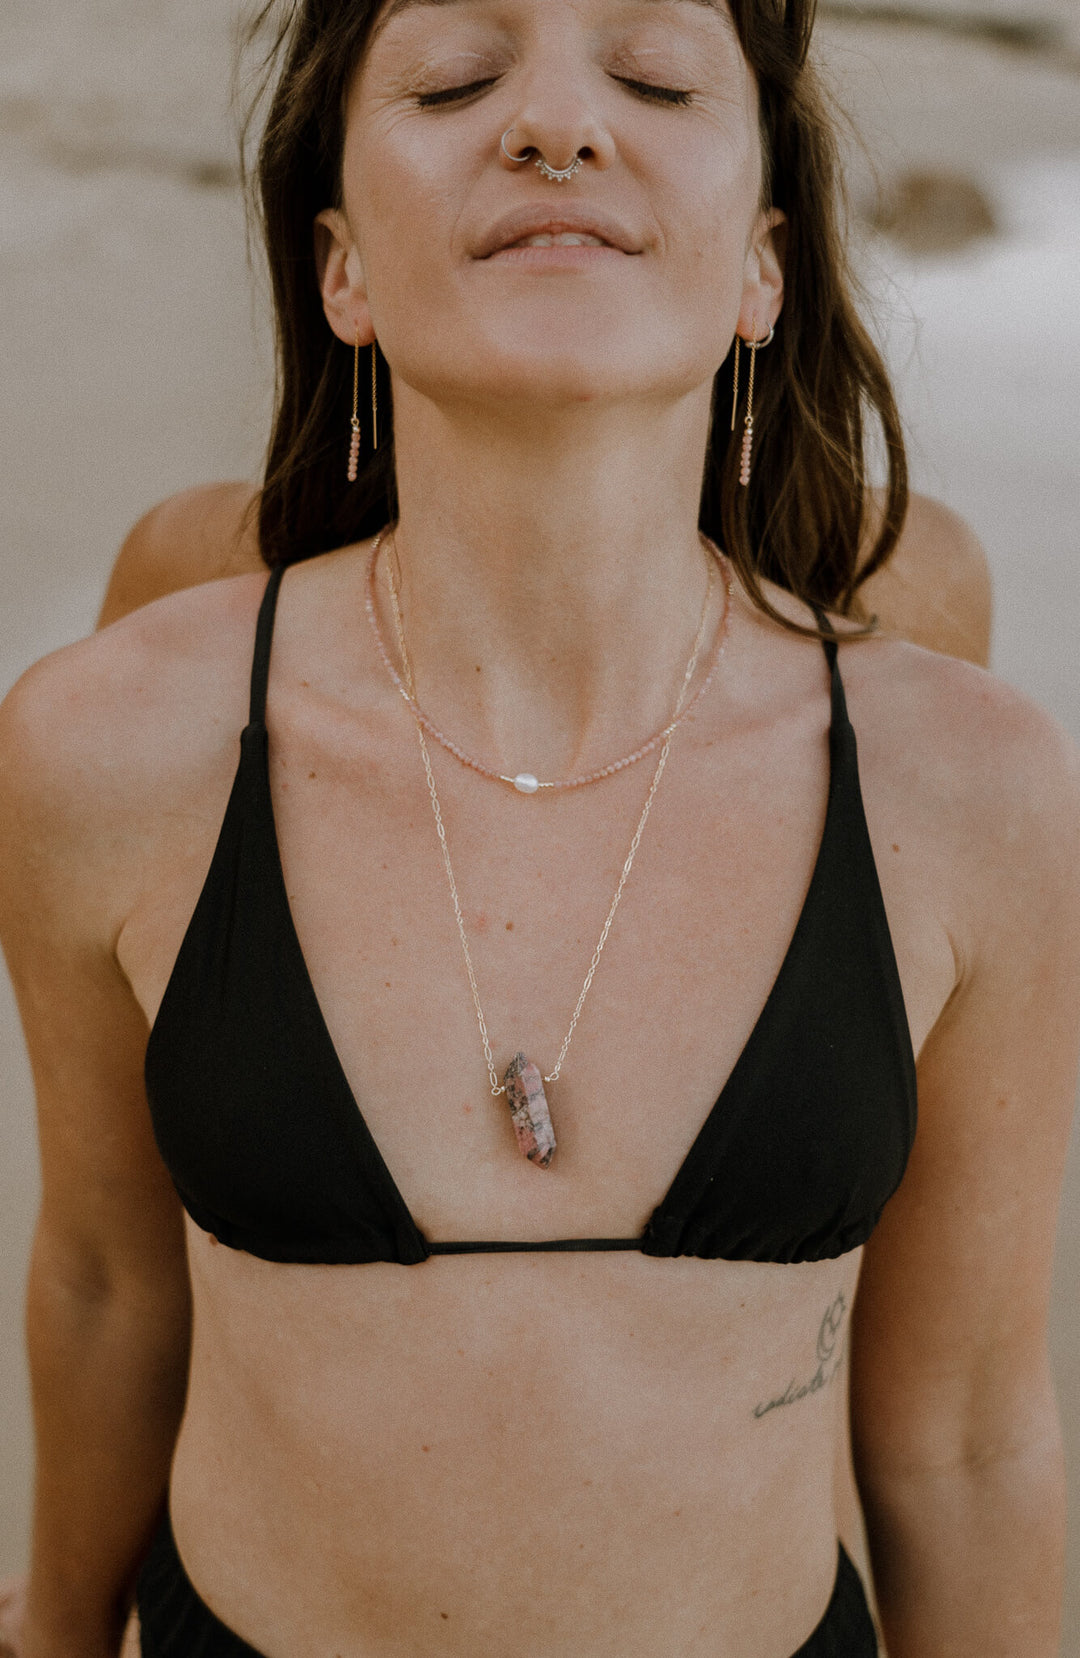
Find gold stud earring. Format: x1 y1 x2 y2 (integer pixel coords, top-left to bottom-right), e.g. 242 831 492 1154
347 328 362 484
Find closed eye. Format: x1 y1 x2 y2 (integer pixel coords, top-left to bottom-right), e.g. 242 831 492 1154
613 76 693 106
416 78 499 108
418 74 693 110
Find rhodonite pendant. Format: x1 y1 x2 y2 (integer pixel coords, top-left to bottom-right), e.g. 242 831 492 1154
503 1053 556 1168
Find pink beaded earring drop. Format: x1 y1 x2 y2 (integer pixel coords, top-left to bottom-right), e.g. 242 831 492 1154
741 322 758 485
347 334 380 484
730 319 774 487
347 327 362 484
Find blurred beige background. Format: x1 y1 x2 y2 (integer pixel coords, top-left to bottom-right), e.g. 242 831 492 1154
1 0 1079 1642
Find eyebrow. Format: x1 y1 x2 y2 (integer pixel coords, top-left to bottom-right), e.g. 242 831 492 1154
372 0 724 45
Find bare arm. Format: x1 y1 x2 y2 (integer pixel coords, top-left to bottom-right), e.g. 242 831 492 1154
859 493 993 668
97 482 261 628
850 671 1080 1655
0 657 193 1658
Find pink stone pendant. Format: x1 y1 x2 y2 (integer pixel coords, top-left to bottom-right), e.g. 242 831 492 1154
503 1053 556 1168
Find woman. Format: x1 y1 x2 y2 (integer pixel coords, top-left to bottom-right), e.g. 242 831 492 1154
1 2 1077 1656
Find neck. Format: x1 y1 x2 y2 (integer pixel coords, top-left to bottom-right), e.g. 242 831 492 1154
380 386 722 779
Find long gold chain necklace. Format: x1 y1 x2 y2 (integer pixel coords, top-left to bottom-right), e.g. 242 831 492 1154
373 530 733 1168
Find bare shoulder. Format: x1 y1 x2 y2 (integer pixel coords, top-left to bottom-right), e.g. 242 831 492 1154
97 480 262 628
839 635 1080 949
859 491 993 667
3 571 267 799
0 574 269 935
842 632 1076 818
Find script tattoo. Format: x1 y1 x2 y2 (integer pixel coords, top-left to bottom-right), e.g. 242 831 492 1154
752 1291 848 1420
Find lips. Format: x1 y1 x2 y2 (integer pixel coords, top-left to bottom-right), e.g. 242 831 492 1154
510 232 607 248
476 205 642 259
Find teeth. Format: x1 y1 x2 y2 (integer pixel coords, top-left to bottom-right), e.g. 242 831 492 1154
516 232 607 248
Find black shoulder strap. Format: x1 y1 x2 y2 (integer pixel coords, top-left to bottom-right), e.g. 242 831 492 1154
249 565 286 727
809 606 850 732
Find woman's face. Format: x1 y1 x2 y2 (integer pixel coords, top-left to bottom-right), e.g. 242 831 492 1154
322 0 783 413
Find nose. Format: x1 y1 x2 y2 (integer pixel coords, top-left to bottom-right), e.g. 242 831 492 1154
499 64 617 178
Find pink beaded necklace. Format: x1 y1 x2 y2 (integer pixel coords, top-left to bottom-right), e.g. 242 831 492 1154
364 531 732 794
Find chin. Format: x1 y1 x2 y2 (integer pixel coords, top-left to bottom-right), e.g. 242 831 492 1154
388 308 717 413
459 321 678 401
432 358 659 410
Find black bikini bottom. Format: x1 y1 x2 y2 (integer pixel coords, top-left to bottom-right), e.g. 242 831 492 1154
137 1510 879 1656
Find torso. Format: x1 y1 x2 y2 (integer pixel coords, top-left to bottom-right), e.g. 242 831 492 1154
110 542 957 1657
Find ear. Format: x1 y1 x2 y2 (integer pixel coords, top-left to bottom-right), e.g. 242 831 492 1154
737 207 786 342
315 208 375 347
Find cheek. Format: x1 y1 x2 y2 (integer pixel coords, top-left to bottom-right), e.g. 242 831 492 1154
345 108 476 294
670 158 758 301
641 99 762 270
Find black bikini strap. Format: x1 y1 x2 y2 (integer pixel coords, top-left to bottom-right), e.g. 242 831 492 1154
249 565 286 727
810 606 851 732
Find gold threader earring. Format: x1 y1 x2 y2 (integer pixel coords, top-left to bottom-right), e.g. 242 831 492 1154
730 320 775 486
347 328 362 484
371 340 379 453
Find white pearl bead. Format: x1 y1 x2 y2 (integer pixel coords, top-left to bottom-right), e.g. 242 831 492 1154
513 773 540 794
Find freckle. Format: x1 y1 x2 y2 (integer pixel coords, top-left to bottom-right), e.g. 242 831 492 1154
582 1479 592 1487
505 920 514 931
391 937 399 947
385 981 391 989
309 771 317 780
463 1103 473 1114
422 1445 430 1453
673 1509 681 1517
892 843 900 853
457 1348 464 1356
208 1234 218 1246
475 664 482 674
441 1612 449 1619
301 680 310 688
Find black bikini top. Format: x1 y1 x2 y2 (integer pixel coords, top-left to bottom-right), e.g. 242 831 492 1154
145 566 916 1268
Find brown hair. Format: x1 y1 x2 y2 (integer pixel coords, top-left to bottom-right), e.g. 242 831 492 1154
246 0 907 625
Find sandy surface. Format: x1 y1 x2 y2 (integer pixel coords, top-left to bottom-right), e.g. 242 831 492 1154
1 0 1079 1643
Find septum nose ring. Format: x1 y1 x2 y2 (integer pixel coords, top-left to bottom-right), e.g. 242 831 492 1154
501 128 584 184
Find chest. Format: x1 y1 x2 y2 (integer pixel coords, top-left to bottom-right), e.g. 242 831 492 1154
125 685 949 1254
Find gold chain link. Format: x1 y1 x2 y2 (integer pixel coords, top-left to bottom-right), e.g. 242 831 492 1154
379 530 731 1095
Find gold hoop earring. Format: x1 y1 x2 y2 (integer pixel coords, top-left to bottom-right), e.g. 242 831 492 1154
347 328 362 484
371 342 379 452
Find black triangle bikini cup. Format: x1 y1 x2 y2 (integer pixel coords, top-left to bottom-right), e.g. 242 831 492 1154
144 566 917 1268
